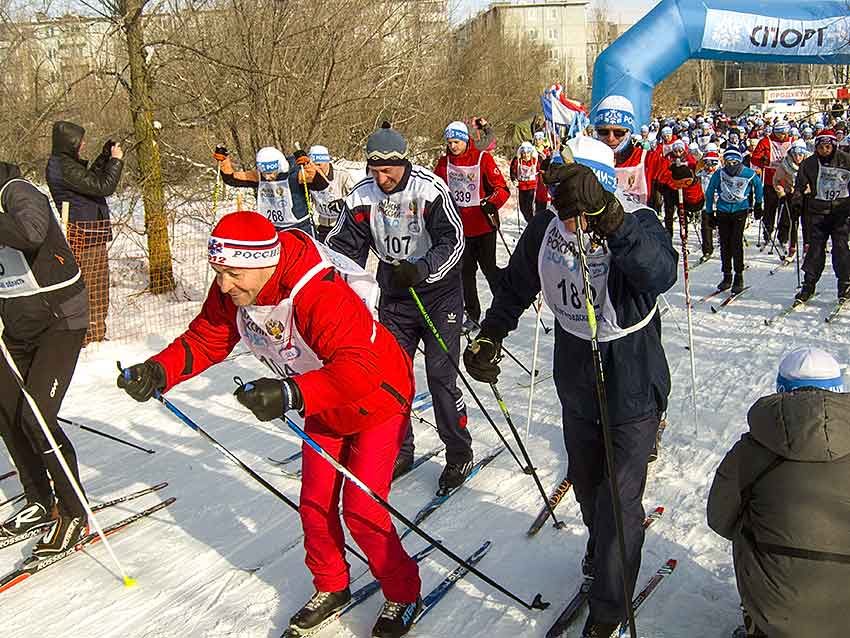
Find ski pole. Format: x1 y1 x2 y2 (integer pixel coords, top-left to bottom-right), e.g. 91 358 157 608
274 411 549 612
677 189 700 435
796 195 804 288
116 364 368 566
57 416 156 454
658 293 687 342
0 321 135 587
495 228 552 335
407 288 526 473
756 217 763 249
212 163 221 219
572 221 638 638
524 293 544 442
411 291 564 530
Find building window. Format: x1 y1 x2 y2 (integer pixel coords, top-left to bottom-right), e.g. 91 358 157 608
548 49 558 61
528 28 537 40
548 28 559 40
551 9 558 19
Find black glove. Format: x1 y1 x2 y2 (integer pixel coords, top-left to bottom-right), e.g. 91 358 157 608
585 194 624 238
213 144 229 161
545 163 609 220
753 203 764 220
293 149 310 166
234 378 303 422
463 333 502 384
117 361 166 402
102 139 116 156
389 260 425 289
670 163 693 182
481 200 499 228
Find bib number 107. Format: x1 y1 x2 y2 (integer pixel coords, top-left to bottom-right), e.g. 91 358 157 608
383 235 412 256
557 279 597 310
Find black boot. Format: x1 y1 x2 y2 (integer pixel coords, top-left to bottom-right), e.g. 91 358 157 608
437 459 474 495
31 513 88 559
731 272 745 295
581 616 620 638
581 544 594 577
372 597 422 638
717 273 733 291
795 281 816 303
286 588 352 636
0 500 55 537
392 454 414 481
838 281 850 302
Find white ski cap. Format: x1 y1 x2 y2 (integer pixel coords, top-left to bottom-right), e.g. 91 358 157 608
309 145 331 163
564 136 617 193
592 95 636 133
776 347 845 393
256 147 288 174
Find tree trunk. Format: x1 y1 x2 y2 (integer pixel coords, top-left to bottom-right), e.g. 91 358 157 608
123 0 175 294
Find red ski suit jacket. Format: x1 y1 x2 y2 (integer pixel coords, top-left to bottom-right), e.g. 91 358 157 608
434 145 509 238
151 231 414 436
657 152 704 207
616 144 664 201
751 134 792 186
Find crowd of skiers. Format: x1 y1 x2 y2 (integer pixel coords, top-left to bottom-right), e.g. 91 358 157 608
0 96 848 638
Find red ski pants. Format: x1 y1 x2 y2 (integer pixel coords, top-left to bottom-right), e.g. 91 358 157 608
299 413 421 602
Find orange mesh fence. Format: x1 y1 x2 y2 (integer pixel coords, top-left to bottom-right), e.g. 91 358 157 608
63 192 227 346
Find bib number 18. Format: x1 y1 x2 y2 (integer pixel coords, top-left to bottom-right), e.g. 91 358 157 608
558 279 597 310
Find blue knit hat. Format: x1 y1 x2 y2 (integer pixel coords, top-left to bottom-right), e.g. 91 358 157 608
723 148 743 162
776 347 845 393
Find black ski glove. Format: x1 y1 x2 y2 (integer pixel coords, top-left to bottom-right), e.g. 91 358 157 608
389 260 426 290
481 200 499 228
234 378 304 422
213 144 229 161
117 361 166 402
545 163 608 221
463 333 502 384
789 196 803 220
753 203 764 220
585 194 624 238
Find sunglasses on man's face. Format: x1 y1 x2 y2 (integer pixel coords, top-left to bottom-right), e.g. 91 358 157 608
597 128 628 139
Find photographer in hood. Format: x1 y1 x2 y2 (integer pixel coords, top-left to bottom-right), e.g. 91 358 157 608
46 121 123 346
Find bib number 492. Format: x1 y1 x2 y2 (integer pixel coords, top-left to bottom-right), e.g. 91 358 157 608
383 235 412 256
557 279 596 310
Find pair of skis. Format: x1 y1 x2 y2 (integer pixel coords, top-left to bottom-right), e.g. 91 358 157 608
0 482 174 593
546 506 668 638
764 294 848 326
283 540 493 637
708 287 750 314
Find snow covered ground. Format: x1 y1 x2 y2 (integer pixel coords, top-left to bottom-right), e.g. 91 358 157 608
2 191 847 638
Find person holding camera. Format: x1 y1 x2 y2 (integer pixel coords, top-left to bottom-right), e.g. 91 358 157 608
46 121 123 346
0 161 90 557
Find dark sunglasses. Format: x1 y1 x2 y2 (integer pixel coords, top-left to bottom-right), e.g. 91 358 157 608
597 128 628 139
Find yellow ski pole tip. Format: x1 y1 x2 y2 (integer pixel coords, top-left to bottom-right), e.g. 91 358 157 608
123 576 138 588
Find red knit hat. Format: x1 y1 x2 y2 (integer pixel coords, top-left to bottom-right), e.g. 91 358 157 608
703 150 720 160
815 130 837 146
208 211 281 269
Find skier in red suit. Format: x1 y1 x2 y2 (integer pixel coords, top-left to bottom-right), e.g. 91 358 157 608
117 211 422 638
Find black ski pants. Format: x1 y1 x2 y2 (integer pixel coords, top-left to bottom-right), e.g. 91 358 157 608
700 211 715 256
661 186 677 237
379 280 472 466
518 189 535 224
461 231 501 324
0 326 86 517
560 410 659 624
801 211 850 289
761 186 791 245
717 211 748 275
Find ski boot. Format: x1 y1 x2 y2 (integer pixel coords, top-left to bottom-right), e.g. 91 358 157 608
31 513 88 559
795 281 816 303
0 500 55 537
437 459 474 495
372 597 422 638
717 273 733 291
731 273 745 295
581 616 620 638
284 588 351 637
838 282 850 303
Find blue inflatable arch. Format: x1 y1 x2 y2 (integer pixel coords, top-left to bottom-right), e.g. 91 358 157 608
591 0 850 126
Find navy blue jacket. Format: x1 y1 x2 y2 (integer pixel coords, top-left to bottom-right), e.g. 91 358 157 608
45 121 123 247
481 207 678 424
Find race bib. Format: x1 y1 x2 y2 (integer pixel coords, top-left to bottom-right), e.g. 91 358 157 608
446 158 482 207
257 179 296 228
370 195 431 263
816 166 850 201
719 172 750 203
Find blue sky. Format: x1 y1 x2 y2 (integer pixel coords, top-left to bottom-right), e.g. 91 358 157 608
452 0 658 24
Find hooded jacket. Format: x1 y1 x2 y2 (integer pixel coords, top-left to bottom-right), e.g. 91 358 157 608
0 163 88 341
707 390 850 638
45 121 123 246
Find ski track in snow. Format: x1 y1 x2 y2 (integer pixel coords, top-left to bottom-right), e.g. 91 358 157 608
2 191 847 638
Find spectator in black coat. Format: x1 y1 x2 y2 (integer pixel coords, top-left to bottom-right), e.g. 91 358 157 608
45 121 123 345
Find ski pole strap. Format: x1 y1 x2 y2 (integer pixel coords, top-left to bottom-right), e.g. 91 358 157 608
741 526 850 564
